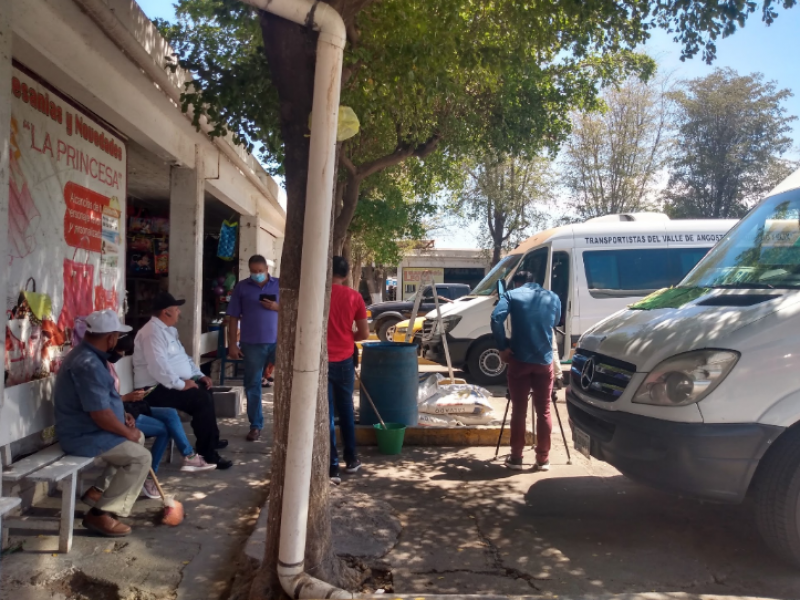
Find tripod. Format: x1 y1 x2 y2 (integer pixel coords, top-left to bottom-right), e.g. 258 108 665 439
493 385 572 465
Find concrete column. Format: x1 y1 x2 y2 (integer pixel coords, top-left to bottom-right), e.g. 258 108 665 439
0 0 12 412
169 146 204 362
238 213 258 281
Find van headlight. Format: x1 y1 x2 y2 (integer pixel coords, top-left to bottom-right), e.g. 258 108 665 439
434 315 462 335
632 350 739 406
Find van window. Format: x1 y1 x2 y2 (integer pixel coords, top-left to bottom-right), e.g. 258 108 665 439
551 252 569 326
584 248 709 298
683 191 800 289
516 247 549 286
471 254 522 296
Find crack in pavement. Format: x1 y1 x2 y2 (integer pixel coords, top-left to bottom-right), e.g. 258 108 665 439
470 508 545 591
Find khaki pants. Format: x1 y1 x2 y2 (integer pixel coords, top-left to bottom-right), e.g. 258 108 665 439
94 433 151 517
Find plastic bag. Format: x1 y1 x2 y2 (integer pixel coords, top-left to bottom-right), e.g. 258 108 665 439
418 413 460 428
217 220 238 261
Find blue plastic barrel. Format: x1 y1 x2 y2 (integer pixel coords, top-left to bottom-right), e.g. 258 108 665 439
359 342 419 427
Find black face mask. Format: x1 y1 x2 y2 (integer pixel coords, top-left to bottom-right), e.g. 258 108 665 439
107 350 124 364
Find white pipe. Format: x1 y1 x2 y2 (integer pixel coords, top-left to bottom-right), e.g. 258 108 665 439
238 1 349 598
72 0 282 214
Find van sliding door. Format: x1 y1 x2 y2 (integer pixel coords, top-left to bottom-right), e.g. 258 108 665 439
551 251 570 359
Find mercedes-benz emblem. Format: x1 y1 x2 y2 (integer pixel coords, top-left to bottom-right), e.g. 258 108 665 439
580 357 596 391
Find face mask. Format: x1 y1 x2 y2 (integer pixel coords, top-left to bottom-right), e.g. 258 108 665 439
251 273 267 283
108 351 124 364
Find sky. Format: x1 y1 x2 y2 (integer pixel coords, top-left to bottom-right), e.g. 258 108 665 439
137 1 800 249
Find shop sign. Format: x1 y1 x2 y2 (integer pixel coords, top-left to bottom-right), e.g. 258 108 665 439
5 66 126 387
401 267 444 300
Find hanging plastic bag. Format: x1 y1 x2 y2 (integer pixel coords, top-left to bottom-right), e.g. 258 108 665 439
58 245 95 333
217 220 238 261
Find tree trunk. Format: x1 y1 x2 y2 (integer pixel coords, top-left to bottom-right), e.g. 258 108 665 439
332 172 361 255
250 13 359 600
342 232 353 288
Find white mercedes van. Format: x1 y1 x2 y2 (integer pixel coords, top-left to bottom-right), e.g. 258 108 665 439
421 215 736 384
567 171 800 566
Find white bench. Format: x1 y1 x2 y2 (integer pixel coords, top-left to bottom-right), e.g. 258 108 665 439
0 357 137 553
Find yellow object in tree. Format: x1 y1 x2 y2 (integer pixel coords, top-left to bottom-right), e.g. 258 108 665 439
308 106 360 142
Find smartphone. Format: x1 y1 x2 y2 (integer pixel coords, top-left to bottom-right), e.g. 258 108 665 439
260 294 277 302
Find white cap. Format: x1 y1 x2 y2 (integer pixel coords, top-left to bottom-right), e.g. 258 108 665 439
85 310 132 334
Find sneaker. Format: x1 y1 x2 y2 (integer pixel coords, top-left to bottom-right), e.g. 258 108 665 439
345 459 362 474
181 453 217 473
141 479 160 499
504 456 525 471
533 460 551 472
262 378 272 388
330 465 341 485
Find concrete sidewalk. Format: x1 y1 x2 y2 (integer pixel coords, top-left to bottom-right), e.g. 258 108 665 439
1 389 274 600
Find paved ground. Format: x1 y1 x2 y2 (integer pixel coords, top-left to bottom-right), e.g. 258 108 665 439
4 365 800 600
1 386 274 600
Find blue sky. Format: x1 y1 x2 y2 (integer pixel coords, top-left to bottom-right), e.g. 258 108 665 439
137 1 800 247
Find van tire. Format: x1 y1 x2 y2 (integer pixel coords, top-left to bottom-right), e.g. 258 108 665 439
377 318 401 342
466 338 507 386
754 428 800 568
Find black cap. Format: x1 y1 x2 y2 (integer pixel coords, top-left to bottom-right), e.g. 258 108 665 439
153 292 186 312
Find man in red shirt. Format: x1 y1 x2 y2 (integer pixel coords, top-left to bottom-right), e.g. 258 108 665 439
327 256 370 484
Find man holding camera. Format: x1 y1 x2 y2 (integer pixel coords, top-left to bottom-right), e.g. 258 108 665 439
491 270 561 471
227 254 280 441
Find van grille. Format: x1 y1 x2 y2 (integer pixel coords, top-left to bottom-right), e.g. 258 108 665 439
422 319 435 340
570 350 636 402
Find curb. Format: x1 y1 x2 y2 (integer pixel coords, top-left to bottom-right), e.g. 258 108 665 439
338 425 534 447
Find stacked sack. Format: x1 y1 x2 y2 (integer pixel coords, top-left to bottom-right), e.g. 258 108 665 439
417 373 496 427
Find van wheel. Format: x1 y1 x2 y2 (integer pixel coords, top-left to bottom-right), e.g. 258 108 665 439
467 338 507 386
378 318 401 342
754 428 800 567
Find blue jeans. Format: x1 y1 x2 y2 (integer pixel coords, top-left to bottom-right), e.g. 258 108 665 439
242 342 276 431
328 358 357 467
136 407 195 473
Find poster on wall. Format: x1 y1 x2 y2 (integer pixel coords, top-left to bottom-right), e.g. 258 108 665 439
401 267 444 300
5 66 126 387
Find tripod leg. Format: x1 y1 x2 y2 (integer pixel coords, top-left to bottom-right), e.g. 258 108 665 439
552 390 571 465
494 396 511 460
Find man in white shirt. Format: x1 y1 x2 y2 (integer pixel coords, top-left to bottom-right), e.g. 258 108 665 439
133 292 232 469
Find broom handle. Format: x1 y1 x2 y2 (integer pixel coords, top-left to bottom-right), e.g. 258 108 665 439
149 468 168 502
356 375 387 429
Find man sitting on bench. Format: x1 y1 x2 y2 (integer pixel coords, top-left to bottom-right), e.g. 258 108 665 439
132 292 232 470
54 310 151 538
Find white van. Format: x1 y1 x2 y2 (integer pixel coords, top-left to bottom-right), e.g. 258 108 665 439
566 171 800 566
421 214 736 385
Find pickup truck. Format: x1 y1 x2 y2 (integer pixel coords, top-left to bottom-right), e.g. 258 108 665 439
367 283 471 341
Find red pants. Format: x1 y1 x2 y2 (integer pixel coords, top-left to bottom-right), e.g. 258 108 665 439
507 358 553 463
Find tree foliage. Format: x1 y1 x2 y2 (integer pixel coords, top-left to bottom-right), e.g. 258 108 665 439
562 76 673 219
665 68 797 219
455 155 554 265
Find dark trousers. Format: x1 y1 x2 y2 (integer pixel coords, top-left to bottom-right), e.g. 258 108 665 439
507 357 553 463
328 357 357 467
146 384 220 462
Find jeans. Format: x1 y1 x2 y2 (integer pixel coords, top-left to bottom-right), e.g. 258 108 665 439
136 407 195 472
507 357 554 463
242 342 276 431
328 357 357 467
145 383 221 463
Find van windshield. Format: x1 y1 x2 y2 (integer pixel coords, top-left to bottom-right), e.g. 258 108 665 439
682 190 800 290
470 254 522 296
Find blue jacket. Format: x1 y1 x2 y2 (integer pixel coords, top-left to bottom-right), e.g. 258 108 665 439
490 283 561 366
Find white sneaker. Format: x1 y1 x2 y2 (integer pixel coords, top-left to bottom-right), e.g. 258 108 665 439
141 479 160 499
181 453 217 473
533 460 551 472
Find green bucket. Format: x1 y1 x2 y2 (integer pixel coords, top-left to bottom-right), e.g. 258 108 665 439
373 423 406 455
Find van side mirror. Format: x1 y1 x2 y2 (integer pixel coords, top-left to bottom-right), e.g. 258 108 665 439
497 280 506 296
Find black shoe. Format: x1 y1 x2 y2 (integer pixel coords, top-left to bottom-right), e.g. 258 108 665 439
211 456 233 471
504 456 524 471
345 459 362 474
330 465 341 485
215 439 229 449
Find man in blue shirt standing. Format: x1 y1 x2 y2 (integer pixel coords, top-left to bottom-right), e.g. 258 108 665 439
227 255 280 441
490 271 561 471
54 310 152 537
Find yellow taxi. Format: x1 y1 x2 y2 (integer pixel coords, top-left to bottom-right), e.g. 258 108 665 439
392 317 426 344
